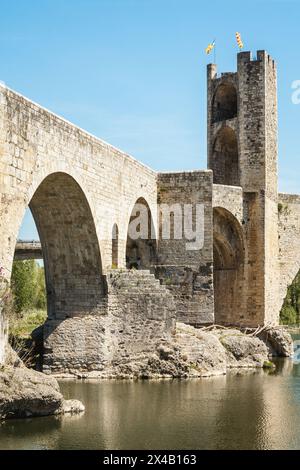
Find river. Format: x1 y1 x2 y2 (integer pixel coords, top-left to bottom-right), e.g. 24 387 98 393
1 334 300 450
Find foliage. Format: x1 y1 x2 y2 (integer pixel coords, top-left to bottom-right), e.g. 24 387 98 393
9 308 47 339
280 271 300 325
11 260 46 314
9 334 39 368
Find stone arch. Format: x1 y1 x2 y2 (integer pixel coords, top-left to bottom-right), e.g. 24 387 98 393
112 223 119 268
28 172 104 320
213 207 246 325
126 197 157 270
212 126 239 186
212 83 237 123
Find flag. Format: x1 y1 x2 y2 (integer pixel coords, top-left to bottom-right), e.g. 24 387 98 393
235 32 244 49
205 40 215 55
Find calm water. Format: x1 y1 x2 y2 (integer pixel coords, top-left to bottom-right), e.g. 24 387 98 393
1 336 300 450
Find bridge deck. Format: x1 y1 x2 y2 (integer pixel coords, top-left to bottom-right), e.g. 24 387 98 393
14 241 43 260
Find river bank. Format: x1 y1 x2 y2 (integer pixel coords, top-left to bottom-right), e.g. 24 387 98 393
0 322 293 420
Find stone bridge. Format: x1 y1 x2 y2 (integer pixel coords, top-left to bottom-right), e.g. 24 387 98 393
1 50 300 373
15 241 42 260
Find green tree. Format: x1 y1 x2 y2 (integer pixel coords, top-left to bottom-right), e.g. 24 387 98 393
280 271 300 325
11 260 46 313
35 265 46 309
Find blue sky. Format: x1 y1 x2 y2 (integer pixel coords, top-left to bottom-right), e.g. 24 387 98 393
1 0 299 239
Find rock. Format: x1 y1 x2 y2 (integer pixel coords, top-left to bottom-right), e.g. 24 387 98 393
139 353 190 379
258 327 293 357
215 329 269 368
4 343 24 368
0 345 85 420
157 344 175 360
58 399 85 415
0 365 63 419
47 324 274 380
174 323 227 377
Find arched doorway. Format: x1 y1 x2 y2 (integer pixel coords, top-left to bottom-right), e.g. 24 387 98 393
126 197 157 270
212 83 237 123
212 126 239 186
28 172 104 320
213 207 245 325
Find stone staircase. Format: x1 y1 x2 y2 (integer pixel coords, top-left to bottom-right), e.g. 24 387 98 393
106 269 164 293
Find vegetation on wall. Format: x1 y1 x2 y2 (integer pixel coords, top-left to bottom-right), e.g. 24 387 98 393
280 271 300 325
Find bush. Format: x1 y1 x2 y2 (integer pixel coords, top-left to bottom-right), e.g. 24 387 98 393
280 270 300 325
9 308 47 339
280 305 297 325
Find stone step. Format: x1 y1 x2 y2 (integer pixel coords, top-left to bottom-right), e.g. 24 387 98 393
106 269 173 298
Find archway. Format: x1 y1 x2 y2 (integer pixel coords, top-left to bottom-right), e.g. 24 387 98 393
126 197 157 270
212 126 239 186
28 172 104 320
212 83 237 123
213 207 245 325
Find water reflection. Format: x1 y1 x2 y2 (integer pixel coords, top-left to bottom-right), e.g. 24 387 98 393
1 358 300 449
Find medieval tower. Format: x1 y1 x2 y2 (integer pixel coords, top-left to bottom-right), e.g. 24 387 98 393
207 51 280 326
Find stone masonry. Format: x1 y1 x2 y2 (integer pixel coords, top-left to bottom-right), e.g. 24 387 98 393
0 50 299 372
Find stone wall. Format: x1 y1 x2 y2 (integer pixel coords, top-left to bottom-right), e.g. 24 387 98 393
278 193 300 308
155 171 214 326
212 184 243 223
43 270 176 375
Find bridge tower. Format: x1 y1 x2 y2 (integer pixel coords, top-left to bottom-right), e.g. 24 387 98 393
207 51 280 325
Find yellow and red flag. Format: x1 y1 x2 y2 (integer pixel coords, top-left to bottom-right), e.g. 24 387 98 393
235 32 244 49
205 40 215 55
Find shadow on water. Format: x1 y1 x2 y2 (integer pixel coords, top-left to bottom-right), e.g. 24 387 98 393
2 341 300 450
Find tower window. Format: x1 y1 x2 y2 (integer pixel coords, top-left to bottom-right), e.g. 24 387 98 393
212 84 237 123
212 127 239 186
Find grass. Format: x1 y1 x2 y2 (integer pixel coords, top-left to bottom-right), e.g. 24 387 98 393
9 309 47 339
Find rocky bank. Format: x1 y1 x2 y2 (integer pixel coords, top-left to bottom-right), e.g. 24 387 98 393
0 345 84 420
58 323 294 380
0 323 293 419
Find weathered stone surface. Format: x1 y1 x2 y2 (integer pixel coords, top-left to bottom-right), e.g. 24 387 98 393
58 399 85 415
173 323 227 377
258 327 293 357
278 193 300 309
214 329 269 368
53 323 270 379
0 366 63 419
156 171 214 326
207 51 280 327
0 346 84 420
43 270 176 375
